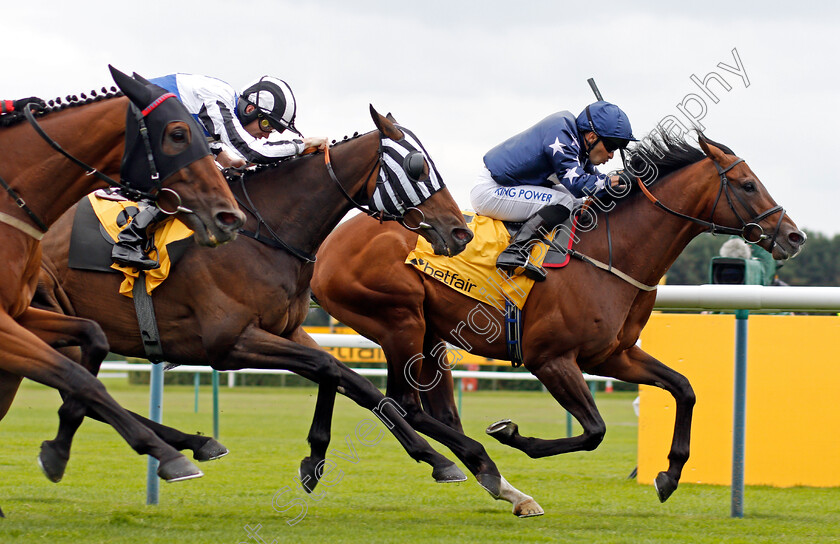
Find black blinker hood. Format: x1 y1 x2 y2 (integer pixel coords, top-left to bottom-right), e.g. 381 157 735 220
110 66 211 194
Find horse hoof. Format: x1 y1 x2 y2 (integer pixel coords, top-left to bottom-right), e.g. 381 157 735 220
158 456 204 482
476 473 501 498
298 457 321 494
38 441 68 483
193 438 229 462
513 497 544 518
486 419 518 445
432 463 467 483
0 505 5 518
654 471 678 503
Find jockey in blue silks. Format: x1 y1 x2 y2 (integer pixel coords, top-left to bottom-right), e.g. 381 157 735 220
470 100 637 281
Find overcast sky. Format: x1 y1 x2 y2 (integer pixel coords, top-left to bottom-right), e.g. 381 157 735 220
5 1 839 235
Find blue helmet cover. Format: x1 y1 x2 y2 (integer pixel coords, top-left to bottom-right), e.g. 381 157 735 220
575 100 637 141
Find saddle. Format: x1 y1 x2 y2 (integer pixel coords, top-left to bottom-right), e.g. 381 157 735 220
406 211 576 367
405 211 577 311
68 192 195 297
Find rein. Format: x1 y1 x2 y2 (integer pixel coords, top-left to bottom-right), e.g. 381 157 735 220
3 102 175 239
234 129 443 263
233 173 318 263
564 154 785 293
323 140 389 221
636 157 785 248
324 138 434 231
23 103 157 202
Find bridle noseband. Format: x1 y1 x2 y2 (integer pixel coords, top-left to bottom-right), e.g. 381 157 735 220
637 156 786 252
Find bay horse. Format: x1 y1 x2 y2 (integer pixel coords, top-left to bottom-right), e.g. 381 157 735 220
308 132 806 514
31 107 475 496
0 66 244 514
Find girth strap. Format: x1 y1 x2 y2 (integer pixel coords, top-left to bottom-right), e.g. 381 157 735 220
132 272 164 363
504 300 525 367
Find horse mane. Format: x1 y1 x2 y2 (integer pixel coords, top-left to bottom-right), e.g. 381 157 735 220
240 130 372 179
585 129 736 215
0 87 124 128
625 128 736 186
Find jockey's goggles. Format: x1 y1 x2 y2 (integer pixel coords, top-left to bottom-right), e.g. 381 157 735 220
601 136 629 153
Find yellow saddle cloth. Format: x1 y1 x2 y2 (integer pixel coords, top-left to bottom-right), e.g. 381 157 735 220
405 211 553 311
87 193 194 298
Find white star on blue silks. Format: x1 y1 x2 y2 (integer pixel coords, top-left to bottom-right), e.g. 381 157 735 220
563 168 580 182
548 137 566 156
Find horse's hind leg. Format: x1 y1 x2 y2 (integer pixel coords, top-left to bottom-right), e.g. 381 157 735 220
281 328 465 492
417 352 463 433
590 346 695 503
14 307 110 481
2 308 202 483
21 307 227 482
487 354 607 457
0 370 24 518
376 332 542 517
0 369 24 422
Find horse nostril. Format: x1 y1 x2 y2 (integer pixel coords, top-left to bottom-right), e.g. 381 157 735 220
788 230 806 247
454 228 474 244
216 211 244 230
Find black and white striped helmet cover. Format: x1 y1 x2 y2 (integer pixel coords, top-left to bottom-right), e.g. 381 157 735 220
371 125 444 216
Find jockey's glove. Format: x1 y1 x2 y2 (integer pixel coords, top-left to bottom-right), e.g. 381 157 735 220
610 169 636 190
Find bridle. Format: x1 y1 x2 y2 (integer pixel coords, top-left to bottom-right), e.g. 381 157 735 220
637 156 786 252
324 130 440 232
0 100 191 239
233 129 445 263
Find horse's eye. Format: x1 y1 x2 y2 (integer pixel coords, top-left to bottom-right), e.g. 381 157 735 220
403 152 426 180
743 181 756 193
170 128 188 144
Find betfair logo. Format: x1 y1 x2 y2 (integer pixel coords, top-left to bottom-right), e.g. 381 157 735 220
419 260 477 293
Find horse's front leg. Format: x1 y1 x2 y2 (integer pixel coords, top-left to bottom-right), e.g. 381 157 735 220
589 345 695 503
20 307 226 483
486 354 607 457
286 328 338 493
0 309 202 483
215 324 465 491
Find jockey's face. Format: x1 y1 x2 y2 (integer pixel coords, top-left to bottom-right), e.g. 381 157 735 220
243 118 271 139
584 132 614 165
242 104 272 139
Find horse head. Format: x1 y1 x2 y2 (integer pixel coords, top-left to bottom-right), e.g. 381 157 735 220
110 66 245 247
369 105 473 256
696 135 806 260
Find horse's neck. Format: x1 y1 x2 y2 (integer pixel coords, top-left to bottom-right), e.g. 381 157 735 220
583 160 717 286
241 132 379 256
1 98 127 227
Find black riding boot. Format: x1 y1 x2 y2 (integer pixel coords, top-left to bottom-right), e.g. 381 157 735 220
111 206 166 270
496 203 571 282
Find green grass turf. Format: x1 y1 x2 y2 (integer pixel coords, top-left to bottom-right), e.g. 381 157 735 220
1 380 838 543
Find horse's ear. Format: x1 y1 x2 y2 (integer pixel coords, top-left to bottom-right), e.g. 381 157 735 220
370 104 403 140
132 72 153 86
698 133 726 162
110 65 152 108
386 112 398 123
